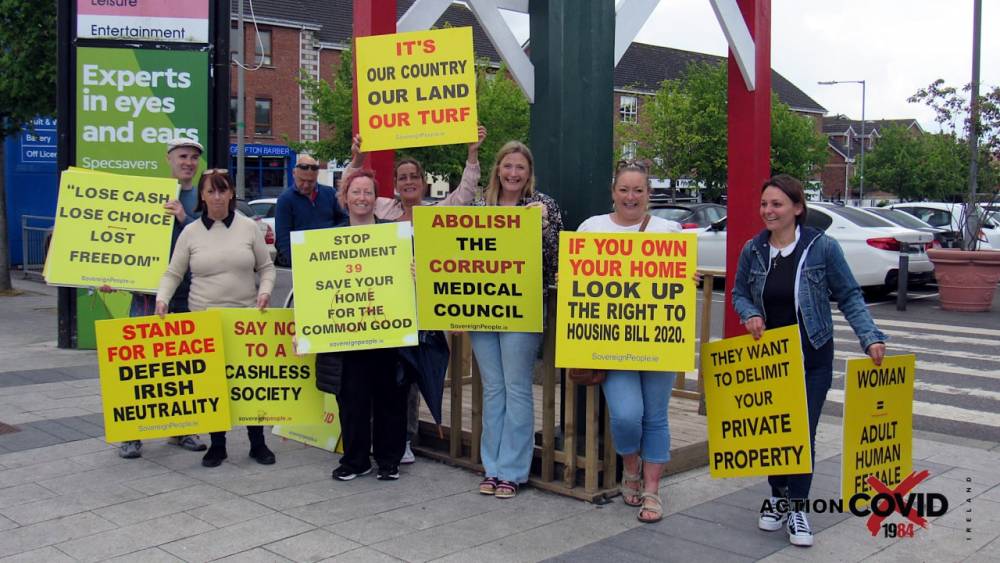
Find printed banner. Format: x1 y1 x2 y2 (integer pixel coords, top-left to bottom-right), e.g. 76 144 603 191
702 325 812 478
355 27 478 151
76 47 208 177
555 232 697 371
272 394 343 454
45 167 177 291
413 206 543 332
841 355 915 505
77 0 210 43
290 223 418 354
218 308 324 426
96 311 231 442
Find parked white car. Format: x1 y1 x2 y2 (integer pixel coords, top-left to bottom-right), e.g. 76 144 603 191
692 203 935 294
887 202 999 250
248 198 277 232
236 200 276 261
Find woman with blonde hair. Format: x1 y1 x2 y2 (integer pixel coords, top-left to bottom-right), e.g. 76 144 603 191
472 141 562 499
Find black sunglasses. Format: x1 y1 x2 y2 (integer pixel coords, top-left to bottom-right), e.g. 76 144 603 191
296 164 320 171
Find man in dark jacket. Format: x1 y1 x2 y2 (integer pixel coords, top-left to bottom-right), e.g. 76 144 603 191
274 154 348 267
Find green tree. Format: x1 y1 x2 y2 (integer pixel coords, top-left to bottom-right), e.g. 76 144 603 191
860 124 926 200
0 0 57 292
296 50 530 186
616 62 829 201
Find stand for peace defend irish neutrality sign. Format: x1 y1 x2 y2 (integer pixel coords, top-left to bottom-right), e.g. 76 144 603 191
96 311 231 442
702 325 812 478
45 167 177 292
218 308 324 427
291 223 418 354
413 207 543 332
841 354 915 504
556 232 697 372
355 27 478 151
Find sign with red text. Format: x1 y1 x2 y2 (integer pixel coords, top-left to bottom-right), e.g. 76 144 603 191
290 223 418 354
413 207 543 332
272 394 343 454
701 325 811 478
77 0 210 43
555 232 697 371
355 27 478 151
218 309 324 426
95 311 231 442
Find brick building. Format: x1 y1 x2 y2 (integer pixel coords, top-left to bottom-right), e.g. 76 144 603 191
819 116 923 201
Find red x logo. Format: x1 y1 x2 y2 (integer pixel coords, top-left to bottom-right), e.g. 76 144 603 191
865 470 930 536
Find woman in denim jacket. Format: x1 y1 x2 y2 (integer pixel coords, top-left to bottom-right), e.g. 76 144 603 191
732 174 887 548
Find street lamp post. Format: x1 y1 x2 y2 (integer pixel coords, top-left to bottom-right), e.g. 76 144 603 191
819 80 866 205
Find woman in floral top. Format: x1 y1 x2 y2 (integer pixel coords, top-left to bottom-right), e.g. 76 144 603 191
472 141 563 499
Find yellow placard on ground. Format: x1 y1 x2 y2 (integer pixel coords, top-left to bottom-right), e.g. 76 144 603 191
355 27 478 151
290 223 418 354
555 232 697 372
841 354 915 504
702 325 812 478
217 308 324 426
96 311 231 442
46 167 178 292
272 394 343 454
413 206 542 332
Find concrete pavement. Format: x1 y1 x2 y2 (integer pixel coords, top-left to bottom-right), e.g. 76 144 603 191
0 277 997 562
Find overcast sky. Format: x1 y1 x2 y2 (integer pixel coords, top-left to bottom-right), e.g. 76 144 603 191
500 1 998 133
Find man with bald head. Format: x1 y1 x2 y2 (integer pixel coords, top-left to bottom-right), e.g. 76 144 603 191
274 154 348 266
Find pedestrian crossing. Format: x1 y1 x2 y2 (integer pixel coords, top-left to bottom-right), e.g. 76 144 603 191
827 315 1000 439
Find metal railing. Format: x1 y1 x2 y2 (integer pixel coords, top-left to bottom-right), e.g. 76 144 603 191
20 215 54 280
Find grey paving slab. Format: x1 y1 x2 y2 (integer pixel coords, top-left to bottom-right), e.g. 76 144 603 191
285 481 460 528
38 459 170 494
0 512 117 558
378 489 504 531
104 547 185 562
186 498 277 528
0 517 18 532
318 547 406 562
92 484 239 527
21 420 89 443
264 528 361 562
323 515 421 546
1 483 146 525
0 429 63 453
0 439 109 469
546 540 663 563
122 471 201 495
0 376 33 389
55 512 215 562
643 512 787 559
159 513 314 562
0 485 57 510
0 458 93 489
0 546 76 563
208 547 294 562
248 477 383 511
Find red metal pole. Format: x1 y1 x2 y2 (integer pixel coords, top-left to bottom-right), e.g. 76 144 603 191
353 0 396 197
724 0 771 338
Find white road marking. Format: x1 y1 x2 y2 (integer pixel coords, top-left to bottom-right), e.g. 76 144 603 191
826 388 1000 428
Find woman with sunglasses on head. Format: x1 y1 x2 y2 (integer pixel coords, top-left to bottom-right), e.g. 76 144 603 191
732 174 886 547
471 141 562 499
156 169 277 468
342 128 486 464
576 161 682 523
342 126 487 221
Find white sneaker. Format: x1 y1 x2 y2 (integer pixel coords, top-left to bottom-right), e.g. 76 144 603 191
787 510 813 546
401 441 415 465
758 496 788 531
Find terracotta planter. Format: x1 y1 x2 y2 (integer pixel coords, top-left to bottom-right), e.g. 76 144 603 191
927 249 1000 312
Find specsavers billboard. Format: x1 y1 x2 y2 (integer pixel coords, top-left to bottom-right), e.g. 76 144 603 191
76 47 208 177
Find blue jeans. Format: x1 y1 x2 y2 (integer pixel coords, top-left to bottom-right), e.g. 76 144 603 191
470 331 542 483
601 370 676 463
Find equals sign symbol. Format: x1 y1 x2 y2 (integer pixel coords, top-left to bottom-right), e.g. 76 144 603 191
876 400 885 410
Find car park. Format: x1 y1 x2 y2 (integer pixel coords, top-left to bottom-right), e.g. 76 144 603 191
648 203 726 228
864 207 959 249
888 202 999 249
691 202 935 295
236 199 277 261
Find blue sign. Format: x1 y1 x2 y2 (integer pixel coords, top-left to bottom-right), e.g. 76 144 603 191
19 118 57 164
229 143 292 157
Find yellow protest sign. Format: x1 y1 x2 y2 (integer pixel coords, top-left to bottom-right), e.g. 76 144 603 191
413 206 542 332
217 308 324 426
46 167 178 292
702 325 812 478
272 394 343 453
841 354 915 504
96 311 231 442
355 27 478 151
555 232 697 371
290 223 418 354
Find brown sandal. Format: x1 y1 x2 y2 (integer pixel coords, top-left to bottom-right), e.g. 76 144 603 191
494 480 518 499
620 469 642 507
638 492 663 523
479 476 498 495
